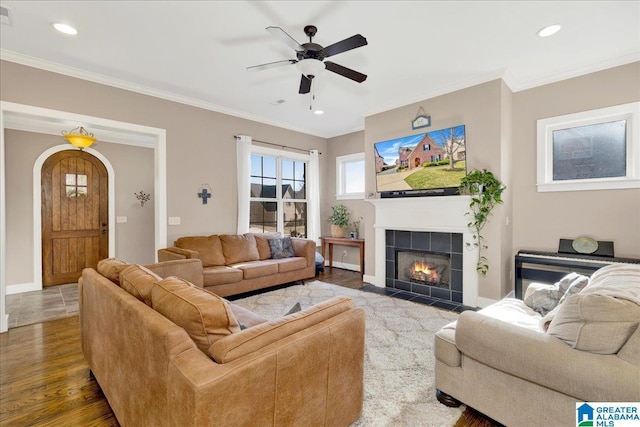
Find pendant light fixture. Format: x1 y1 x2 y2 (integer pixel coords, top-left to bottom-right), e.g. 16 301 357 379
62 126 96 149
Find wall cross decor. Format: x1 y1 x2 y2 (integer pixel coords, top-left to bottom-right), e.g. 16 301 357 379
197 184 213 205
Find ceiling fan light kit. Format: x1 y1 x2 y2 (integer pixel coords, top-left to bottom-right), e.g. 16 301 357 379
296 58 325 78
248 24 368 96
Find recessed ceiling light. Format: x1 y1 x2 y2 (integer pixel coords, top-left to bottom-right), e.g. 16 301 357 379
313 110 324 115
537 24 561 38
52 23 78 35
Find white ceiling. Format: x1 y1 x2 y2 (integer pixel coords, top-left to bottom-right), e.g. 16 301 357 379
1 1 638 138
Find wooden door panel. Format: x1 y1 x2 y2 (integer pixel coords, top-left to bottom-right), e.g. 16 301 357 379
50 236 100 281
42 150 108 286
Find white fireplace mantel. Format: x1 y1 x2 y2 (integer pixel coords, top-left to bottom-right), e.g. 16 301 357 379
367 196 479 307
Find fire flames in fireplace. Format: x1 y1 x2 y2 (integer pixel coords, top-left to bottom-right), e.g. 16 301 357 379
408 261 440 284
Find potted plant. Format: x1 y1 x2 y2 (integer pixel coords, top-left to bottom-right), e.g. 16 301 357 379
327 204 350 238
459 169 506 275
350 216 363 239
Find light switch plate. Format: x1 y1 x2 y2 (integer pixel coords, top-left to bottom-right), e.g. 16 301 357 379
116 216 127 223
168 217 181 225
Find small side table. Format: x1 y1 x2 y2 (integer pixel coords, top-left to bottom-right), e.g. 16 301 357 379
320 236 365 278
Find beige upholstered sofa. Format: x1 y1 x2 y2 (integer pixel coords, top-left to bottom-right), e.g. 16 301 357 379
79 258 365 427
434 264 640 427
158 233 315 297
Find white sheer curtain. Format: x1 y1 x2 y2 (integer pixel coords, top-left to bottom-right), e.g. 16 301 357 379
236 135 252 234
307 149 321 246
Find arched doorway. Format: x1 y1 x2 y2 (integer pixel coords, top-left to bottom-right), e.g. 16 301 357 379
41 150 108 286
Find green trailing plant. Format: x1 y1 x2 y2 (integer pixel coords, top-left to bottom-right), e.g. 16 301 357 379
327 204 350 227
459 169 506 275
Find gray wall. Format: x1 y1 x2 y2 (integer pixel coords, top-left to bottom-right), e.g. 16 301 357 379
364 79 512 301
2 58 638 298
4 130 155 284
323 131 368 268
1 60 326 286
512 62 640 259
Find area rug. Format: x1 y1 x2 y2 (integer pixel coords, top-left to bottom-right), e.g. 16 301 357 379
232 280 464 427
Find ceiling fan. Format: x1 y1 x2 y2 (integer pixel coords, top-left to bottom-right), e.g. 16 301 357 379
247 25 368 94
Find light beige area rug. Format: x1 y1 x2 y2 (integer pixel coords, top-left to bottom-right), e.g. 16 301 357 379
232 280 464 427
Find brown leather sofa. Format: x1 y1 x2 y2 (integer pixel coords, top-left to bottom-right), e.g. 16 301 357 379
79 258 366 427
158 233 315 297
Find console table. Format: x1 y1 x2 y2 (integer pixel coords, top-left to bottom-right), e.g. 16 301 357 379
320 236 365 278
515 250 640 298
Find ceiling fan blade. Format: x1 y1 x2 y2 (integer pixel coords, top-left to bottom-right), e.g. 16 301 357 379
247 59 297 72
324 61 367 83
266 26 305 52
299 75 312 94
320 34 367 58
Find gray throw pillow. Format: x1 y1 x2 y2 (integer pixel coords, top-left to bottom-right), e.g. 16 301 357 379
268 237 295 259
285 302 302 316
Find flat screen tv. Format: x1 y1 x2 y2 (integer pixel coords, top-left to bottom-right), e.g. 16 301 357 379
374 125 466 197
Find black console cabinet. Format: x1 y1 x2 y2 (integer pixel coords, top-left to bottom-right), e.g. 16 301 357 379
514 250 640 299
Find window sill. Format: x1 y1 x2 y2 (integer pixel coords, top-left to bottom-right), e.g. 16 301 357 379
336 193 365 200
537 177 640 192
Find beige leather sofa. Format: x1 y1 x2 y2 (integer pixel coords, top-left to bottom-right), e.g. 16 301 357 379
79 258 365 427
434 264 640 427
158 233 315 297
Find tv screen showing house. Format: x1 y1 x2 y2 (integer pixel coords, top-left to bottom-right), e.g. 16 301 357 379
374 125 466 195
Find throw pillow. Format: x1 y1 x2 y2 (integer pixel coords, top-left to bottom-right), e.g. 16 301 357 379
219 234 260 264
97 257 129 285
268 237 295 259
547 293 640 354
524 272 590 316
251 232 282 260
119 264 162 306
175 235 225 267
524 283 562 316
558 273 590 305
151 277 241 355
285 302 302 316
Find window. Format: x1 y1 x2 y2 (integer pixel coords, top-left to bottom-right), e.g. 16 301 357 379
423 144 430 151
249 149 308 237
66 173 88 198
537 102 640 192
336 152 365 200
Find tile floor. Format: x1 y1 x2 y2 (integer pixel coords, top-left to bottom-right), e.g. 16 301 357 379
6 283 79 329
359 284 475 313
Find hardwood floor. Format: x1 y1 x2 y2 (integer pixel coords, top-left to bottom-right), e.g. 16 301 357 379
0 269 495 426
0 316 118 426
0 269 363 426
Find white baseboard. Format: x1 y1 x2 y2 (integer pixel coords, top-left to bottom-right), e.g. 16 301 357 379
362 274 378 286
6 282 41 295
323 261 360 272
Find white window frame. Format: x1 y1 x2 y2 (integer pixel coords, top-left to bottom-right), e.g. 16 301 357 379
250 145 309 235
336 152 365 200
536 101 640 192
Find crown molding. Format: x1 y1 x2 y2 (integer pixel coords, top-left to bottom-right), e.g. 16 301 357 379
2 49 637 138
363 69 506 118
0 49 330 139
504 51 640 92
363 53 640 118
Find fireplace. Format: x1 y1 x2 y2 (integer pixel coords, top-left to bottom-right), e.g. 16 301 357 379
396 250 450 289
385 230 463 303
369 197 479 307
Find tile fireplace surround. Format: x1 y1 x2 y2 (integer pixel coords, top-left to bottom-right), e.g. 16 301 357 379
368 197 479 307
387 230 463 303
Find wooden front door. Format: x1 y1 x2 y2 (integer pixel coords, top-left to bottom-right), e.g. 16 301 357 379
42 150 108 286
